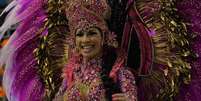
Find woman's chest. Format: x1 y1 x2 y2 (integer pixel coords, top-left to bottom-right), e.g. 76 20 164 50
74 67 102 83
65 67 106 101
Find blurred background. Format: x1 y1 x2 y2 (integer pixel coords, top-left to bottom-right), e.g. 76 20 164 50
0 0 14 101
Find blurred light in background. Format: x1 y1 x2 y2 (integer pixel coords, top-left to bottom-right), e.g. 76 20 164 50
0 0 8 8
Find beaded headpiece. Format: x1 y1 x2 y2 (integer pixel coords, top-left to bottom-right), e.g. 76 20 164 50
65 0 118 47
65 0 110 34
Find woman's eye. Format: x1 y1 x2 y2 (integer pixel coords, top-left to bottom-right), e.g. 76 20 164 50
76 32 84 37
88 31 97 36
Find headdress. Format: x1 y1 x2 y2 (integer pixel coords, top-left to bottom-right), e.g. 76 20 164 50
65 0 110 33
65 0 118 47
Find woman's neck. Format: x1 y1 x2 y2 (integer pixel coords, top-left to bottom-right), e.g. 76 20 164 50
82 53 103 64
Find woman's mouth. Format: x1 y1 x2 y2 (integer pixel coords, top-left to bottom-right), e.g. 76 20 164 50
81 45 95 53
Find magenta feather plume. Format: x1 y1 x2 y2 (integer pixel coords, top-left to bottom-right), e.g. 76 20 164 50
0 0 47 101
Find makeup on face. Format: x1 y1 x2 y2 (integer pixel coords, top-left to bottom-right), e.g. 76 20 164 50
75 27 103 61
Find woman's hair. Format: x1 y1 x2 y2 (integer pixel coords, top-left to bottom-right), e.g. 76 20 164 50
98 1 124 97
101 45 121 100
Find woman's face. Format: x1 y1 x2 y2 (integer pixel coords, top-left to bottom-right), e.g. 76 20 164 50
75 27 103 61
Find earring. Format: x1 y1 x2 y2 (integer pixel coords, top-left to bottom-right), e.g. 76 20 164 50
107 31 118 48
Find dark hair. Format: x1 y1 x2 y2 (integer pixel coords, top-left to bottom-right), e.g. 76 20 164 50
100 1 128 99
101 45 121 100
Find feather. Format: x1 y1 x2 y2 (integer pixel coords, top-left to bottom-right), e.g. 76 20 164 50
135 0 193 100
34 0 69 99
175 0 201 100
0 0 48 100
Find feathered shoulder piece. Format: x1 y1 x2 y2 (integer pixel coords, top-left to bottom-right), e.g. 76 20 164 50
133 0 197 100
0 0 69 100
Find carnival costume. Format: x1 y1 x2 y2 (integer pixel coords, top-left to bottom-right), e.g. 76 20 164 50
0 0 201 101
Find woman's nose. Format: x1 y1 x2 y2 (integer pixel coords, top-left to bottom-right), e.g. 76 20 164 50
82 34 90 42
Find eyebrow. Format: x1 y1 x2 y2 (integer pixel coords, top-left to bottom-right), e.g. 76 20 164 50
75 26 102 36
75 29 83 34
88 27 102 33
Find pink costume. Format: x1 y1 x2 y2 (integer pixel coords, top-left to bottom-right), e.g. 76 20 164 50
54 0 138 100
1 0 201 101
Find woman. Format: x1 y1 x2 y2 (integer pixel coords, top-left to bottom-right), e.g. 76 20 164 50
1 0 201 100
54 0 137 100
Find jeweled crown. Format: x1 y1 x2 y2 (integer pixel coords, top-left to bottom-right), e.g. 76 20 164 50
65 0 111 34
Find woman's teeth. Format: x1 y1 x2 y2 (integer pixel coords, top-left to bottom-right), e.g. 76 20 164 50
81 45 94 49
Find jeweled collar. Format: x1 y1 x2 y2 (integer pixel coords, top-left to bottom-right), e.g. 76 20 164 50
76 55 103 69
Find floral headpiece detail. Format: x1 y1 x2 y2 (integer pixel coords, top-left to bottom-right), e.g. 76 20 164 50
65 0 118 48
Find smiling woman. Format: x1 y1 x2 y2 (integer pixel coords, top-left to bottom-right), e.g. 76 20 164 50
53 0 138 101
75 27 103 62
1 0 200 100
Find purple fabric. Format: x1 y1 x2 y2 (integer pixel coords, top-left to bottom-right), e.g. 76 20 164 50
123 0 153 76
176 0 201 101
